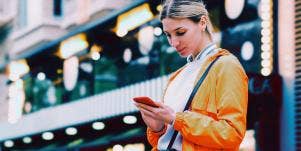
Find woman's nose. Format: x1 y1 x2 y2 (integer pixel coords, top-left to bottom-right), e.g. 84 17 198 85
170 37 180 48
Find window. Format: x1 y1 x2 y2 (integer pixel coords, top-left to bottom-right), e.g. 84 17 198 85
18 0 27 28
53 0 62 17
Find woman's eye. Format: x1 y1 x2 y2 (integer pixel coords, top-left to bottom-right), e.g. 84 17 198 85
176 32 185 36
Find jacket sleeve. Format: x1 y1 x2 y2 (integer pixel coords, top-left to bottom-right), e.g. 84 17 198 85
146 125 167 150
173 56 248 149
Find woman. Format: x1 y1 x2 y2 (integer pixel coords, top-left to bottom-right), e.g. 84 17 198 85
134 0 248 150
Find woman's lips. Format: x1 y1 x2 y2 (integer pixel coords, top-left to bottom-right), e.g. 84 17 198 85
177 47 185 53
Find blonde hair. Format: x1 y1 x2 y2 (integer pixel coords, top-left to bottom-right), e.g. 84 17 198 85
160 0 214 40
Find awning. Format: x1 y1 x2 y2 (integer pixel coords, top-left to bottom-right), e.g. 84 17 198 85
14 0 147 60
0 75 168 141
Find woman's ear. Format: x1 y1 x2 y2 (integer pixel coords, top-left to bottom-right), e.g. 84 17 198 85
199 16 207 32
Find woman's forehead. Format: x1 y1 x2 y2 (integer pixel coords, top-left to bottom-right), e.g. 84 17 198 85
162 18 194 32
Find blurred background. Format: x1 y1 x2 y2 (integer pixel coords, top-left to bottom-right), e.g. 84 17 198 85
0 0 296 150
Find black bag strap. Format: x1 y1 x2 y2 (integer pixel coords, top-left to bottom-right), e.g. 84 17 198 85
167 56 221 150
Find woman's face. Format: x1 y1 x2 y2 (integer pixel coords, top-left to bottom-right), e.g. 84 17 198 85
162 17 206 57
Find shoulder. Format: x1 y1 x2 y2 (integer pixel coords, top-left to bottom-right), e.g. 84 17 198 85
208 48 242 69
214 52 247 78
217 53 240 65
215 52 243 69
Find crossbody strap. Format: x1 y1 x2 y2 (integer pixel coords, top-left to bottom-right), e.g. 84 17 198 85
167 56 221 150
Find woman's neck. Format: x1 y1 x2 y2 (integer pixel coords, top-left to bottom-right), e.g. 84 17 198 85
192 37 212 59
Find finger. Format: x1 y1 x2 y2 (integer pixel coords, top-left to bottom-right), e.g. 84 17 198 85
155 101 165 108
136 102 157 112
136 106 150 117
138 108 154 120
134 103 153 113
140 107 159 120
133 102 140 108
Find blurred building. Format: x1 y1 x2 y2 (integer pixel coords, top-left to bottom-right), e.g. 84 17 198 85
8 0 133 60
0 0 14 123
278 0 296 151
0 0 296 151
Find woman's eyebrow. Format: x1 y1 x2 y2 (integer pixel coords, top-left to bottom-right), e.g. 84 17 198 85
174 27 183 31
164 27 184 34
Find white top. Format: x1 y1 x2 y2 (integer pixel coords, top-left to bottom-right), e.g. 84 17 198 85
157 43 218 150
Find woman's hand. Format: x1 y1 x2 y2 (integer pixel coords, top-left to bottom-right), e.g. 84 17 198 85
139 108 165 132
135 101 176 131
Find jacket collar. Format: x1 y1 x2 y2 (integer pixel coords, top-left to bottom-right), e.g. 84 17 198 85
186 43 217 63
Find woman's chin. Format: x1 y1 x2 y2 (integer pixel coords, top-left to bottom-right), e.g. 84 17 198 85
177 52 190 58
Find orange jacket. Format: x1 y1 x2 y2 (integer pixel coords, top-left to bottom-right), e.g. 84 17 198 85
147 49 248 151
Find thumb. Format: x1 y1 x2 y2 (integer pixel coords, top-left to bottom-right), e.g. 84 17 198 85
155 101 164 107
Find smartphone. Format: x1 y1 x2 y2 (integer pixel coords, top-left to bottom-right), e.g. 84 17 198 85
132 96 159 108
